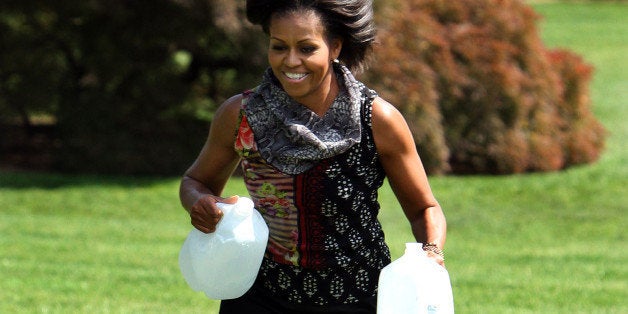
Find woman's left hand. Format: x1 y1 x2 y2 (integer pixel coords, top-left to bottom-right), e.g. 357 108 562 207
425 250 445 268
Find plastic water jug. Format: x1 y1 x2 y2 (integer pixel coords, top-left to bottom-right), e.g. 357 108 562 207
178 196 269 300
377 243 454 314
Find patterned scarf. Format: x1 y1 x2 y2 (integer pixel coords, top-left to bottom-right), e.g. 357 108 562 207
244 62 376 174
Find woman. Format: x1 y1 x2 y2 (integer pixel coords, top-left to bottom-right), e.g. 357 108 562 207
179 0 447 312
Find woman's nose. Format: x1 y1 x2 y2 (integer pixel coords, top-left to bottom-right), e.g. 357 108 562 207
284 49 301 67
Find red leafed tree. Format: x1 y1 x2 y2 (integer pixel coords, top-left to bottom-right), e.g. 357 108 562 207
364 0 605 174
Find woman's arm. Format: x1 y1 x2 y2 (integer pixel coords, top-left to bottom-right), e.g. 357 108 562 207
372 97 447 264
179 94 243 233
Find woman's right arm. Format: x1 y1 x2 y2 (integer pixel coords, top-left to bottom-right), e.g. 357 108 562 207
179 94 243 233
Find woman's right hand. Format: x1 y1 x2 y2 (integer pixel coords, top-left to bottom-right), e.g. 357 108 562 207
189 195 239 233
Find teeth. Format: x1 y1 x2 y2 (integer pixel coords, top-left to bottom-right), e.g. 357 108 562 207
285 72 307 80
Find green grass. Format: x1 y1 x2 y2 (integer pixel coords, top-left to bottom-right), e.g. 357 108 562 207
1 2 626 313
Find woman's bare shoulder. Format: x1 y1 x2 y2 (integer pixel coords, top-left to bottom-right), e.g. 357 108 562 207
209 94 245 130
371 96 415 156
217 94 244 117
371 96 405 130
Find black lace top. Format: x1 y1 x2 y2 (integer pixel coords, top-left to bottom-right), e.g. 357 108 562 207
234 64 391 305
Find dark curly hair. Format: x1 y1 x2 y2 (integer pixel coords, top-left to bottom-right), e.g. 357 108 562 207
246 0 376 73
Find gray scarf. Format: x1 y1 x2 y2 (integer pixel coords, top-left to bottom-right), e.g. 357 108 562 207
244 62 376 174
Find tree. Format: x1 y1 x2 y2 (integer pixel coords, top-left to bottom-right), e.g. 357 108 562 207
1 0 605 175
364 0 605 174
0 0 266 174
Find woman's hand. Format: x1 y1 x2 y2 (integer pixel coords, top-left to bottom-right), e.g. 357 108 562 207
425 250 446 268
189 195 238 233
179 94 243 233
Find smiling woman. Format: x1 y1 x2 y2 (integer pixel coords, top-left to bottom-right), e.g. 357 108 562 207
267 9 342 115
178 1 448 313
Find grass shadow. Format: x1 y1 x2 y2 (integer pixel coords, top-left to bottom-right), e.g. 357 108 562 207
0 170 175 189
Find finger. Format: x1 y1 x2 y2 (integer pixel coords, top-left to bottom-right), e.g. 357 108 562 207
425 251 446 267
221 195 239 204
199 197 225 217
190 213 211 231
194 224 211 234
190 204 219 233
191 210 219 233
189 195 229 233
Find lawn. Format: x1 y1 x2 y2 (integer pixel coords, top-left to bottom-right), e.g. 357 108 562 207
1 2 626 313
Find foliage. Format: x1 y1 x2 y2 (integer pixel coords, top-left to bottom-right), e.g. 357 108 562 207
0 0 607 175
0 0 266 175
365 0 606 174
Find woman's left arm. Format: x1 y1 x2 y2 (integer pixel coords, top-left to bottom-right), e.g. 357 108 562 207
371 97 447 265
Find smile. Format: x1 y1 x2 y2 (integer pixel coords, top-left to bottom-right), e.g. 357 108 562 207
284 72 308 80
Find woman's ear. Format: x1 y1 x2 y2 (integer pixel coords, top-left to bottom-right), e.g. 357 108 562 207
330 38 343 61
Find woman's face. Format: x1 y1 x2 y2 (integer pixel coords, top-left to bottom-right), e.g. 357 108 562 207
267 10 342 108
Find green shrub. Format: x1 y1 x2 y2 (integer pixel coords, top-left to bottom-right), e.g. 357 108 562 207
0 1 266 175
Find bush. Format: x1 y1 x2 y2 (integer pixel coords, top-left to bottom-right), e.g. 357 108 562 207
0 0 266 175
365 0 605 174
1 0 605 176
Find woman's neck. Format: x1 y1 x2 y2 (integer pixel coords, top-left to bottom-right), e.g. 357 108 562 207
302 72 340 117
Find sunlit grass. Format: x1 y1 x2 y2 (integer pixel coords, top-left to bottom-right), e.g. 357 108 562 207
1 2 626 313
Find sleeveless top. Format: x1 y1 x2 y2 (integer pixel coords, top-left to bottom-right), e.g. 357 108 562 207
234 66 391 306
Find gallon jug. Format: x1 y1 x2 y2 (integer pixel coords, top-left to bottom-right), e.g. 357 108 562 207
377 243 454 314
178 196 269 300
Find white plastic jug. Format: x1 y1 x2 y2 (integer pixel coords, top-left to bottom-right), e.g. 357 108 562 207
377 243 454 314
178 196 269 300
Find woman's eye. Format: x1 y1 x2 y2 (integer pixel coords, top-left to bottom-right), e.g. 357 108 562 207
301 46 316 53
270 44 316 54
271 45 287 51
